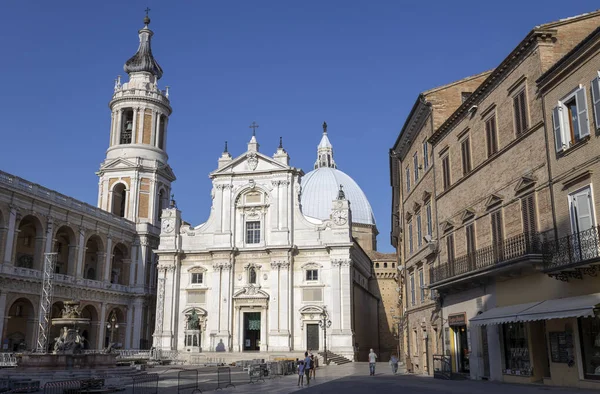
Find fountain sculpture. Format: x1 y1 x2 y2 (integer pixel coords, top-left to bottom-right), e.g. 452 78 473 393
51 300 89 354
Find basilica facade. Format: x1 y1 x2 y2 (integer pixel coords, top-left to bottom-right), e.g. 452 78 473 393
154 128 382 360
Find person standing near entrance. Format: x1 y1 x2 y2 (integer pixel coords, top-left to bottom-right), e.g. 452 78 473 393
297 360 305 387
304 352 312 385
368 348 378 376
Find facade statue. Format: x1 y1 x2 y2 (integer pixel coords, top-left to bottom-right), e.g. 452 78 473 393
187 309 200 330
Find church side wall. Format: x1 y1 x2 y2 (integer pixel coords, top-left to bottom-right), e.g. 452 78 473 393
352 283 379 361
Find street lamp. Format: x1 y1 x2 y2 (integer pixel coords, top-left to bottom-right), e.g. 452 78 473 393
319 306 332 365
106 312 119 345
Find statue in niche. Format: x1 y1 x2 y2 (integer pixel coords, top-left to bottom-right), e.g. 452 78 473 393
187 309 200 330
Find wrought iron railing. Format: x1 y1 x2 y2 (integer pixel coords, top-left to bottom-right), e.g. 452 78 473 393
542 226 600 271
432 232 541 284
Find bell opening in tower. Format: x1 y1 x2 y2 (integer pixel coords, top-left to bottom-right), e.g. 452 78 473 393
111 183 127 218
120 109 134 144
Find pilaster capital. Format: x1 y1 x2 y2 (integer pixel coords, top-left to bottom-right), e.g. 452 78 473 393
332 259 352 267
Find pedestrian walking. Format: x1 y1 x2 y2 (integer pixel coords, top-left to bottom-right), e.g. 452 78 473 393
368 348 378 376
310 353 316 380
389 354 399 374
304 351 312 385
297 360 305 386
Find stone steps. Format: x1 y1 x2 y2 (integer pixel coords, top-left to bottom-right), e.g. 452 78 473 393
317 351 353 365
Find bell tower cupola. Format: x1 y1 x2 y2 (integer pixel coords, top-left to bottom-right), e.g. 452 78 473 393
97 12 176 228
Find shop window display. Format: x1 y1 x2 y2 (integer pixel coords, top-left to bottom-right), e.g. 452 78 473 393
579 316 600 380
503 322 532 376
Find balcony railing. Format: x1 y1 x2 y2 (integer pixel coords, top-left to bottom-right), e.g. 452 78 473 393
432 232 541 284
542 226 600 271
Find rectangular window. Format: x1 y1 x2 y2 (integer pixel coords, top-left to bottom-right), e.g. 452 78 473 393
502 322 530 372
579 316 600 380
406 167 411 193
414 152 419 183
306 269 318 281
408 220 414 254
521 194 536 235
513 89 529 136
466 224 476 255
442 156 451 190
246 221 261 244
461 137 471 175
592 74 600 131
491 210 504 261
191 272 203 284
410 273 416 306
423 140 429 170
485 115 498 157
426 203 432 236
569 186 595 233
187 290 206 304
446 234 455 262
302 288 323 302
418 268 425 302
417 213 422 247
553 87 590 152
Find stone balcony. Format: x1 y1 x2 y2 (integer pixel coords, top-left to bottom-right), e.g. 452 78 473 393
0 264 151 295
542 226 600 281
430 232 543 291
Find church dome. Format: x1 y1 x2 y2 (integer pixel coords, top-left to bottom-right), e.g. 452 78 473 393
300 122 376 226
123 15 164 79
301 167 376 226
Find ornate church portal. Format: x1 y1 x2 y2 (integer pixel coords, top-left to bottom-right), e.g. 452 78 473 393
153 124 381 360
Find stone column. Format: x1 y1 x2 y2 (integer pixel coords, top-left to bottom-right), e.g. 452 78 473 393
154 114 161 147
162 117 169 152
109 111 115 147
269 262 279 333
150 110 157 148
222 185 232 234
132 299 144 349
260 306 268 351
281 181 289 230
0 292 7 344
115 109 123 145
131 108 139 144
214 186 224 232
219 264 231 339
43 218 54 255
331 260 342 332
129 243 139 287
103 238 113 282
152 275 166 348
75 229 85 278
97 303 107 349
340 260 352 332
3 205 18 265
158 262 178 351
129 174 139 223
125 306 133 349
279 262 290 334
210 264 222 336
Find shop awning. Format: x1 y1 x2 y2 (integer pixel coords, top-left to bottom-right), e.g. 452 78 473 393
470 293 600 326
470 301 542 326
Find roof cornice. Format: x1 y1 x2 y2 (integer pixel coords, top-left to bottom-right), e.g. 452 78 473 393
391 94 431 160
429 28 557 146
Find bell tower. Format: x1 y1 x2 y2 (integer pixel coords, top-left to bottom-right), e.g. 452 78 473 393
97 13 176 227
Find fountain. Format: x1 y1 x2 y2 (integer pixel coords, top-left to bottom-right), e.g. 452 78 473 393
17 300 117 369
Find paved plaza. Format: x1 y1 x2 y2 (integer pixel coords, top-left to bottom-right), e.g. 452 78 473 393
115 363 599 393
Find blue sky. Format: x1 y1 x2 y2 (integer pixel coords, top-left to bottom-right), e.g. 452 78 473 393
1 1 598 252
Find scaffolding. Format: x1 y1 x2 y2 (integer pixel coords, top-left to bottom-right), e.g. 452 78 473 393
36 252 57 353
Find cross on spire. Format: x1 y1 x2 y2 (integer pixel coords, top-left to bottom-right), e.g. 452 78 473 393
249 121 259 136
279 137 283 149
323 121 328 134
145 7 151 16
143 7 151 26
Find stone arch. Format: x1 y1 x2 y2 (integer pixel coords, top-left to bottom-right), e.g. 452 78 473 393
110 242 129 286
15 214 45 270
84 235 104 280
111 182 128 218
5 297 36 351
105 307 126 348
80 304 99 349
53 225 77 276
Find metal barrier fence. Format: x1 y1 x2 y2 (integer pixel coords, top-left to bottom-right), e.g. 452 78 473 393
0 353 17 367
177 369 202 394
216 367 235 390
43 380 81 394
248 364 266 383
267 361 283 378
132 373 159 394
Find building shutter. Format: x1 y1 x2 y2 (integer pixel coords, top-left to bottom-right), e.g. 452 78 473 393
552 105 565 152
519 91 528 133
466 224 475 254
571 188 594 233
446 234 455 262
521 194 536 235
591 74 600 131
491 210 503 245
576 87 590 138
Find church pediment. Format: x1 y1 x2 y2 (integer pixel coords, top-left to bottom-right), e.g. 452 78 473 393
98 158 138 172
211 151 289 177
157 163 177 182
233 286 269 299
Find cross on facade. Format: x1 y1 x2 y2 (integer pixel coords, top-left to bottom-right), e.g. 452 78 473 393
249 121 259 136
